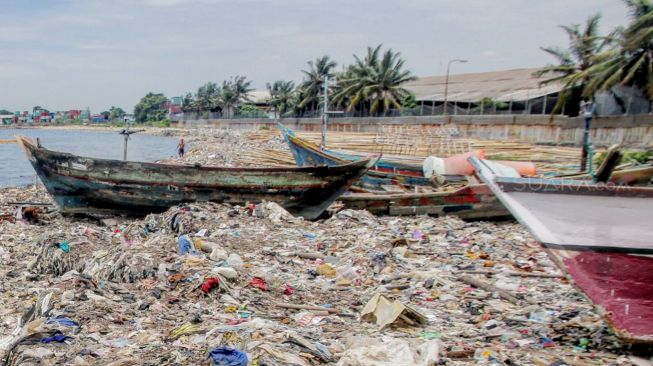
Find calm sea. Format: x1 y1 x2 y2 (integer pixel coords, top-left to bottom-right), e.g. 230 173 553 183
0 128 178 187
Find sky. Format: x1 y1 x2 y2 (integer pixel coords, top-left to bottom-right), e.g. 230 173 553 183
0 0 630 113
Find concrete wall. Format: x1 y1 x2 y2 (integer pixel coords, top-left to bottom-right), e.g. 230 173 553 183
173 114 653 147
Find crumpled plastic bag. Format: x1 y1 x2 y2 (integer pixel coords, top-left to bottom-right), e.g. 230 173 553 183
336 336 440 366
254 201 298 224
208 347 248 366
361 293 427 329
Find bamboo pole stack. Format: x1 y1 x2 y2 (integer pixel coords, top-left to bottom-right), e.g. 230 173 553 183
243 128 586 173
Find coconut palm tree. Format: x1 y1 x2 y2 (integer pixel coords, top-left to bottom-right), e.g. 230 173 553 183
578 0 653 103
218 80 239 119
231 75 254 104
266 80 296 118
534 14 613 114
333 45 417 116
298 56 337 115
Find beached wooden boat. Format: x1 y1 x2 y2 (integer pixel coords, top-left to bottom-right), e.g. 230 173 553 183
471 157 653 343
278 124 454 189
339 180 510 219
16 135 374 219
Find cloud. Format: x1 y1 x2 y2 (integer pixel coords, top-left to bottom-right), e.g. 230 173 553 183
482 50 498 58
0 25 36 42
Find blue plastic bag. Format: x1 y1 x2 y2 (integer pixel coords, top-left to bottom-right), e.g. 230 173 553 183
45 316 79 327
208 347 248 366
177 235 192 255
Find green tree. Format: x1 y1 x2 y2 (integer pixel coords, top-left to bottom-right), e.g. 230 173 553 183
230 75 254 103
181 93 195 112
266 80 296 118
108 106 126 120
218 81 239 118
534 14 614 114
195 82 221 113
333 45 417 116
134 92 168 123
475 97 508 113
579 0 653 102
298 56 337 115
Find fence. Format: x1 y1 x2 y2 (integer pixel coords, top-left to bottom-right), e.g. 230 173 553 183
173 114 653 148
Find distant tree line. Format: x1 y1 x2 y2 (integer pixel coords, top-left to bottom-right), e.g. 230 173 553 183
536 0 653 114
132 44 417 122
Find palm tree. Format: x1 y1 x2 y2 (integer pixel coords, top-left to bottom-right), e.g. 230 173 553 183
578 0 653 104
266 80 296 119
298 56 337 115
231 75 254 104
333 45 417 116
534 14 613 114
218 80 239 119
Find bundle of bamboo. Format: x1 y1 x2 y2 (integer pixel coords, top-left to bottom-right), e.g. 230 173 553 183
243 129 586 173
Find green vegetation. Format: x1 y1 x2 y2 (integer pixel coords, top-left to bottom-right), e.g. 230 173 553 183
134 92 168 123
176 45 415 119
595 149 653 166
144 119 172 128
333 45 417 116
237 104 267 118
537 0 653 114
475 97 508 113
266 80 295 118
181 76 254 118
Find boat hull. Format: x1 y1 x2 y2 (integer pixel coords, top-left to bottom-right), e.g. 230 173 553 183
17 136 372 219
471 157 653 343
340 184 510 219
278 123 444 189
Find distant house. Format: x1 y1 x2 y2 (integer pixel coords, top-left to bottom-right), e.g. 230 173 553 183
91 114 107 123
165 98 183 118
0 114 15 125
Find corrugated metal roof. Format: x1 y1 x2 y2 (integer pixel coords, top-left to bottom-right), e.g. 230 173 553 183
247 90 271 104
405 67 563 102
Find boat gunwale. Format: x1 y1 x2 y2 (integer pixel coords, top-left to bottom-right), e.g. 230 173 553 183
15 135 372 174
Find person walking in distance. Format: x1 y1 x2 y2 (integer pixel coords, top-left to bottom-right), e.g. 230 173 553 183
177 138 185 158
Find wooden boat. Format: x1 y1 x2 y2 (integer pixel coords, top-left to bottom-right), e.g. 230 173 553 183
339 179 510 220
16 135 375 220
471 157 653 343
278 124 455 189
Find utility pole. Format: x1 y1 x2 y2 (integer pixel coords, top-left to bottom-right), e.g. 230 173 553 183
321 75 329 150
443 59 468 115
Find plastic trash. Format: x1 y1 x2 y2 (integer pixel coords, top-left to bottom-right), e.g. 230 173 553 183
211 266 238 279
40 332 71 343
248 277 268 291
177 234 193 255
45 316 79 327
226 253 244 268
201 277 220 293
208 347 248 366
57 240 70 253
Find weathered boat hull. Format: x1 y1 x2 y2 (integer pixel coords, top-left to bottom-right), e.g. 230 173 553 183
339 183 510 219
471 157 653 344
278 124 449 189
17 136 373 219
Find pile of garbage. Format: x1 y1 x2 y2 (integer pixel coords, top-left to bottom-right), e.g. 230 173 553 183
153 128 289 167
0 185 649 365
